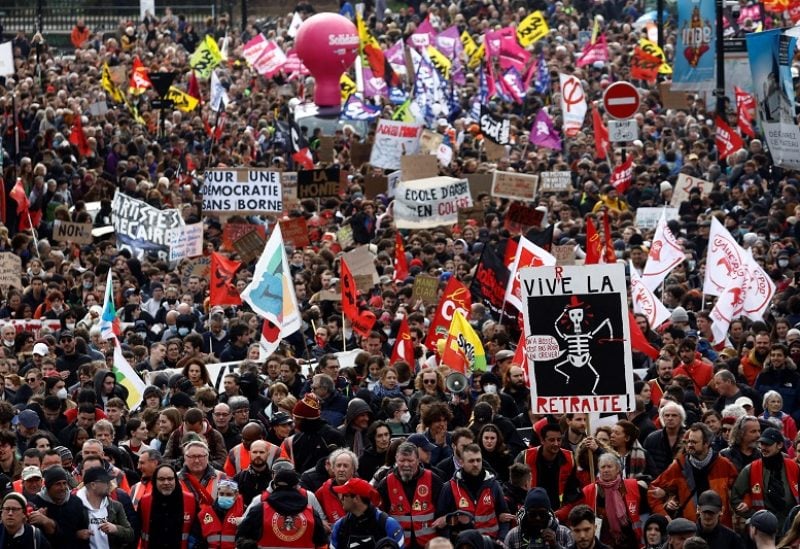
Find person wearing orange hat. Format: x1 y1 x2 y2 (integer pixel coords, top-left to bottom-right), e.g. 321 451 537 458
279 393 346 474
330 478 404 549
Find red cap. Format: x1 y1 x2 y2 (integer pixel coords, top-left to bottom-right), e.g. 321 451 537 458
332 478 376 500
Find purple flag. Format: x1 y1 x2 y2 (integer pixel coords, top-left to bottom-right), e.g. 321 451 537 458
385 40 407 75
408 17 436 50
362 66 388 98
530 110 562 150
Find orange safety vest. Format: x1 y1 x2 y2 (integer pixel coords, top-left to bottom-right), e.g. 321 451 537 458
139 489 196 549
12 479 21 494
224 442 281 477
746 458 800 509
387 469 436 547
524 447 574 502
582 480 643 541
199 496 245 549
315 479 345 524
258 497 316 549
181 470 225 501
449 478 499 537
130 480 152 511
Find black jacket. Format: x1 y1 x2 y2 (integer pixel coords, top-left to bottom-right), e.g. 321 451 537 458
285 418 346 474
237 488 328 546
31 491 89 549
697 522 745 549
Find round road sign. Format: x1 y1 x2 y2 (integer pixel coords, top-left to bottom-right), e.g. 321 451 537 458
602 81 640 120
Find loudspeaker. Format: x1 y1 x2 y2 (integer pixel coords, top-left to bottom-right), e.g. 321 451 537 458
445 372 468 393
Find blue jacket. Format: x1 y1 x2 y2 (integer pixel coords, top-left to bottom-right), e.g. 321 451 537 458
320 391 348 427
755 366 800 420
330 506 404 549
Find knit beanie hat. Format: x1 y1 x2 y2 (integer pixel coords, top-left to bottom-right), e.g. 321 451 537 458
293 393 321 419
524 487 552 511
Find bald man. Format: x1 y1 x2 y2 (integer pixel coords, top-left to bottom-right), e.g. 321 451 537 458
233 440 276 504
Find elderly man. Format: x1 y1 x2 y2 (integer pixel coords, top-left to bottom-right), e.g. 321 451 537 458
178 440 227 501
316 448 358 524
30 467 90 548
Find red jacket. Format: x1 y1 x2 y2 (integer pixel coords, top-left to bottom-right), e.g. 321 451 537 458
139 489 197 549
673 359 713 395
557 479 642 542
199 495 245 549
315 478 345 524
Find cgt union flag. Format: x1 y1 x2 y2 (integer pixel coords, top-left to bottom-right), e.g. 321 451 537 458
715 116 744 161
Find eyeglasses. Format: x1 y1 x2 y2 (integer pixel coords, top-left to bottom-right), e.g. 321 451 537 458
25 378 37 383
185 454 208 460
423 379 437 385
1 507 22 513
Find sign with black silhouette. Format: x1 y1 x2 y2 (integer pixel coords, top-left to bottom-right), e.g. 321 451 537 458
479 105 510 145
520 263 634 414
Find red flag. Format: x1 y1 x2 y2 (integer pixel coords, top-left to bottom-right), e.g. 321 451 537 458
715 116 744 161
292 148 314 170
69 114 91 157
10 178 30 231
425 277 472 348
602 213 616 263
735 87 756 138
628 310 659 360
129 56 152 93
188 70 201 102
394 232 409 282
341 259 359 321
610 158 634 194
390 316 414 364
513 332 530 388
593 106 609 160
630 47 660 83
210 252 242 306
585 217 602 265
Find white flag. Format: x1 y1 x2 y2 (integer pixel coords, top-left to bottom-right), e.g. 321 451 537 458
710 274 747 345
288 12 304 39
558 74 587 137
210 70 229 113
630 267 671 329
0 42 13 77
742 248 775 321
703 217 747 296
504 236 557 311
641 210 685 292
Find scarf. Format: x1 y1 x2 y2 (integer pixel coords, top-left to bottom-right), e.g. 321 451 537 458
688 449 714 470
596 476 628 536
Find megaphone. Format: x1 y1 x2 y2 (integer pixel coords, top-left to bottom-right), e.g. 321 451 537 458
446 372 468 394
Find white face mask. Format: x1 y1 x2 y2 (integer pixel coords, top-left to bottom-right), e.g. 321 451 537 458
400 411 411 424
484 384 497 394
56 388 68 400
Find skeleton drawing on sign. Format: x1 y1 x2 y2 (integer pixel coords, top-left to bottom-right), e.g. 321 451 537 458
552 295 613 395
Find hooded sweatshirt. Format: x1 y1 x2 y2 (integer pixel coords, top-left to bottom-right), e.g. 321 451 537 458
76 486 110 549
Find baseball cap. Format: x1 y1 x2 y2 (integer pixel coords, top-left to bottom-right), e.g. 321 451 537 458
269 412 293 426
748 510 778 535
495 350 515 362
332 478 375 499
12 409 40 429
21 466 42 481
735 396 754 409
406 434 436 453
758 427 784 446
59 330 74 340
697 490 722 512
32 343 49 356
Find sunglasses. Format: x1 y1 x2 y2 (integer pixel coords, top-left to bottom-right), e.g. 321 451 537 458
423 379 437 385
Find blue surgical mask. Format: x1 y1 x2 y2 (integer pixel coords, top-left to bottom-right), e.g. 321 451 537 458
178 327 190 336
217 496 235 510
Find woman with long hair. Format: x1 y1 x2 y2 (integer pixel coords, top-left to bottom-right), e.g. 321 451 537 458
358 420 392 481
372 366 404 400
150 407 181 454
181 360 212 389
478 423 513 482
138 464 198 549
609 420 652 480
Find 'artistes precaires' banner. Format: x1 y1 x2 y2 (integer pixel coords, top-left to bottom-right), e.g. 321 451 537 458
672 0 716 91
747 29 800 170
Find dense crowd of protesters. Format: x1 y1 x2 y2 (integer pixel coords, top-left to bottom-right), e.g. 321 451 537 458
0 0 798 548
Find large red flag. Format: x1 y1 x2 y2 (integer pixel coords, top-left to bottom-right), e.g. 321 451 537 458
425 277 472 349
585 217 602 265
628 310 659 360
390 316 414 365
592 106 609 160
210 252 242 306
394 232 409 282
129 56 152 93
610 158 634 194
715 116 744 161
69 114 92 157
340 259 359 321
188 70 201 102
602 213 616 263
735 87 756 138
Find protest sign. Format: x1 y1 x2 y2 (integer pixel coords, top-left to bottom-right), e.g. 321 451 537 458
636 207 679 229
297 168 342 200
343 246 380 287
167 222 204 261
222 224 266 251
351 143 372 167
7 319 61 338
552 244 576 265
469 245 511 319
491 171 539 201
53 220 93 245
401 155 439 181
387 171 402 198
317 137 336 163
233 230 267 264
281 171 299 211
201 169 283 213
539 171 572 193
671 174 714 207
369 120 423 170
362 174 388 198
458 205 485 225
466 173 493 196
112 193 183 261
520 263 634 414
0 253 21 290
479 105 510 145
279 218 311 248
337 225 354 249
181 256 211 287
419 130 444 154
504 203 544 234
394 177 473 229
483 140 507 161
412 275 440 306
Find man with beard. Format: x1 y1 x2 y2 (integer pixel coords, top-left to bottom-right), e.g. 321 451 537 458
649 423 738 527
376 442 444 549
504 487 572 549
561 414 587 454
673 340 713 396
516 423 581 511
740 331 772 386
234 440 274 505
29 466 90 548
224 422 280 478
721 415 762 472
648 355 674 408
732 427 800 528
339 398 374 459
435 444 513 539
75 467 134 548
566 505 609 549
501 366 528 416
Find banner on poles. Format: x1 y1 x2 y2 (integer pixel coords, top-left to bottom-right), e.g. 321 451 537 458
111 193 183 261
201 169 283 213
520 263 635 414
394 176 473 229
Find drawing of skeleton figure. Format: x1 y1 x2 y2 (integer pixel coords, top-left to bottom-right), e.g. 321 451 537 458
552 295 614 395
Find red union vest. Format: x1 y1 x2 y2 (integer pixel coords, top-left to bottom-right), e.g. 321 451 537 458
258 500 316 549
139 489 196 549
746 458 800 509
524 447 574 502
199 496 245 549
449 478 499 537
387 469 436 547
224 442 282 477
130 480 152 511
315 479 345 524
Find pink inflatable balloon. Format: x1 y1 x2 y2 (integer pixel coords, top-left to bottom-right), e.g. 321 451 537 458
295 13 359 109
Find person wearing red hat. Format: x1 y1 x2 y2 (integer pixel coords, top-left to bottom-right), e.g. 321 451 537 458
280 393 345 474
330 478 404 549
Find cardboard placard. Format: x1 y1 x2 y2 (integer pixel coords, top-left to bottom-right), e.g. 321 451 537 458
552 244 576 265
458 205 486 225
319 290 342 302
466 173 494 197
350 142 372 167
412 274 440 306
0 253 21 290
419 130 444 154
659 82 693 111
504 203 544 234
182 256 211 287
491 171 539 201
671 174 714 207
233 230 267 264
401 154 439 181
222 223 266 251
484 140 506 161
362 174 388 198
279 217 311 249
343 245 379 286
353 274 375 294
539 171 572 193
53 220 93 245
318 136 336 163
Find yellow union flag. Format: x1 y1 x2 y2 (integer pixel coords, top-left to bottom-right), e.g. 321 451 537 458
461 31 484 69
639 38 672 74
441 309 487 374
190 35 222 79
101 63 125 103
341 74 356 103
166 86 199 112
427 45 452 80
517 11 549 47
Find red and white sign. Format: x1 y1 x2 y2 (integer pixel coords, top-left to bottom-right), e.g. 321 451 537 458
602 81 640 120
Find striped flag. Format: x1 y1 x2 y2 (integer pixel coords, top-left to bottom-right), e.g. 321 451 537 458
100 269 120 340
112 337 145 411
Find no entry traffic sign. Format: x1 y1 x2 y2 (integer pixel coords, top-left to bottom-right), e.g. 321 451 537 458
602 82 640 120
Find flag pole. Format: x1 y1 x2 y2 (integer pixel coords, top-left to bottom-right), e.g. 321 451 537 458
342 312 347 352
